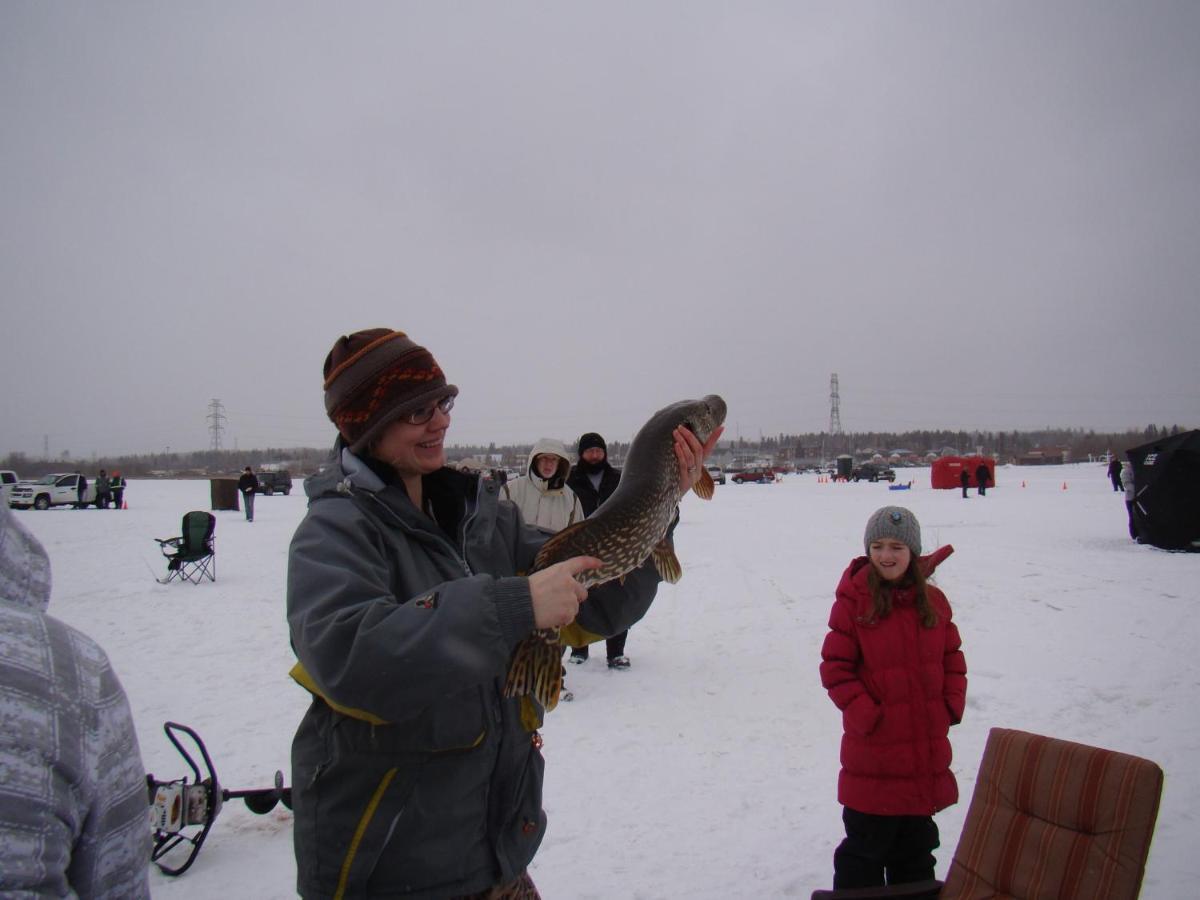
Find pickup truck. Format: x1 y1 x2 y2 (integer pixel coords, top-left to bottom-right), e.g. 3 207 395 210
1 470 19 505
8 473 99 510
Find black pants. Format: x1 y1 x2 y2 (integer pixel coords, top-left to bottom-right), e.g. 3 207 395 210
112 490 124 509
1126 500 1138 540
833 807 939 889
961 484 968 498
977 483 986 496
571 629 628 661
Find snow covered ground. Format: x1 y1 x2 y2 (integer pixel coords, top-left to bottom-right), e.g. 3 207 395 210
16 461 1198 898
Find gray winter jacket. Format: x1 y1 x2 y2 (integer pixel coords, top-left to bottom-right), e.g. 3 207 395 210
0 504 150 899
287 447 549 898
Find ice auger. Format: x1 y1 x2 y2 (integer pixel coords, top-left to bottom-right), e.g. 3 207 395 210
146 721 292 876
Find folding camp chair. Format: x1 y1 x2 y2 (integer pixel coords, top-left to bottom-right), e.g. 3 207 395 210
156 511 216 584
812 727 1163 900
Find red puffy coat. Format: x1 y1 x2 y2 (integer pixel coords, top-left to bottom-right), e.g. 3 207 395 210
819 545 967 816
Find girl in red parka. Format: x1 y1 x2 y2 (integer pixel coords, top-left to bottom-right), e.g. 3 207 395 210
819 505 967 889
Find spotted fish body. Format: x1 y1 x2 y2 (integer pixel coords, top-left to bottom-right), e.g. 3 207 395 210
504 394 727 713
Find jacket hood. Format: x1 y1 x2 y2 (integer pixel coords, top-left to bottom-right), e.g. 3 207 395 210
0 502 52 611
304 441 387 501
524 438 573 484
837 544 954 602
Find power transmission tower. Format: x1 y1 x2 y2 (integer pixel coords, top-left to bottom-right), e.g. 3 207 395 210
829 373 842 435
207 399 227 452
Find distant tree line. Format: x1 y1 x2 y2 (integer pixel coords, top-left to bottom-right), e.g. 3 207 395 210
0 423 1190 479
741 423 1191 463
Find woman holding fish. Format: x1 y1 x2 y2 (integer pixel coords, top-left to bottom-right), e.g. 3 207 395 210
286 328 723 900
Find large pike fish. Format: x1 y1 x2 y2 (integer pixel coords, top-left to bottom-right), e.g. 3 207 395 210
503 394 727 712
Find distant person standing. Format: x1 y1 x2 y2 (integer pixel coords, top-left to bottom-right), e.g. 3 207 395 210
238 466 259 522
959 467 969 499
110 471 126 510
75 470 87 509
567 432 634 669
95 469 112 509
1121 460 1138 541
975 462 990 496
504 439 585 701
1104 458 1123 494
502 439 583 535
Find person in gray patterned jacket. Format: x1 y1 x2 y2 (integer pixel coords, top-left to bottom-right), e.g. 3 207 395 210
288 328 714 899
0 502 150 898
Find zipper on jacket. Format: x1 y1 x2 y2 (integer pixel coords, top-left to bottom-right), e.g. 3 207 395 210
357 487 474 578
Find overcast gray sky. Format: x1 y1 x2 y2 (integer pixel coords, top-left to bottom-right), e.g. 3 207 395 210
3 2 1198 458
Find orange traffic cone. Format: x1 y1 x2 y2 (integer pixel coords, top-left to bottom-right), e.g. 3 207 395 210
122 500 128 509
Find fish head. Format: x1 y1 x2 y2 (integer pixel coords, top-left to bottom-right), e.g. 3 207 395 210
678 394 727 444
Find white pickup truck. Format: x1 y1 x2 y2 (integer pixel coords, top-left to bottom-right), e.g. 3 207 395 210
1 470 19 505
8 473 99 510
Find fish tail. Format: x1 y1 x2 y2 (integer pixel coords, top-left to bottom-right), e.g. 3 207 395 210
504 628 564 711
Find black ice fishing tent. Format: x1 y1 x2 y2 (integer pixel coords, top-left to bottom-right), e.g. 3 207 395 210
1126 430 1200 551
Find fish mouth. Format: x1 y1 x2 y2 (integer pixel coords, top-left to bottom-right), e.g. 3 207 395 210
683 394 727 441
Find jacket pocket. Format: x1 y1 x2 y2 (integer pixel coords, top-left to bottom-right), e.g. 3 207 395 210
357 685 490 754
494 734 547 881
843 692 882 737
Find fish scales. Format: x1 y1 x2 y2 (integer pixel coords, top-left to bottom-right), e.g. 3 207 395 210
504 394 727 713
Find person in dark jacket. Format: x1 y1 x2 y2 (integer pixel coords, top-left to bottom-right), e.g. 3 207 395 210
820 506 967 890
959 467 969 499
287 328 716 899
237 466 259 522
74 470 87 509
566 432 634 668
975 462 990 496
95 469 112 509
1108 456 1123 491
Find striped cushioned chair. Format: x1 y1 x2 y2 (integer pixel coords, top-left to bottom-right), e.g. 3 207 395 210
812 727 1163 900
942 727 1162 899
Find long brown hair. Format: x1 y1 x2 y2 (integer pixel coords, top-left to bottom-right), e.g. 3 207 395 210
866 557 938 628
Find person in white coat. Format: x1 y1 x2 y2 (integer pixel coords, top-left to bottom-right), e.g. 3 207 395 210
502 438 583 535
1121 460 1138 541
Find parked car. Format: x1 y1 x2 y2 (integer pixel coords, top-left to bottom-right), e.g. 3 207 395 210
705 465 726 485
8 473 98 509
0 470 19 505
255 470 293 495
731 468 775 484
852 463 896 483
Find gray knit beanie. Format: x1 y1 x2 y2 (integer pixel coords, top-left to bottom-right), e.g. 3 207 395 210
863 506 922 556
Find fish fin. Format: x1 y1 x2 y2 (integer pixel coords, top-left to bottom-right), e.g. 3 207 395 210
533 520 589 571
504 628 564 712
692 466 715 500
560 622 603 648
652 538 683 583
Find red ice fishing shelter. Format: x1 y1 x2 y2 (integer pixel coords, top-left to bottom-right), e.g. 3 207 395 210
931 456 996 489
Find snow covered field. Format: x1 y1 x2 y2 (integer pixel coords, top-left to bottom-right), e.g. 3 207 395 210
16 461 1198 898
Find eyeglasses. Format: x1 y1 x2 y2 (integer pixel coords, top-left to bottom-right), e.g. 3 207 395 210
403 394 455 426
